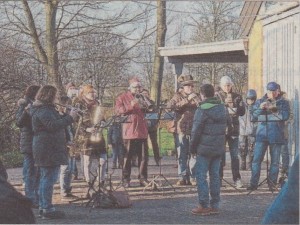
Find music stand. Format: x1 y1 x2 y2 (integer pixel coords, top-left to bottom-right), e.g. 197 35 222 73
143 107 176 193
247 111 283 195
69 115 129 206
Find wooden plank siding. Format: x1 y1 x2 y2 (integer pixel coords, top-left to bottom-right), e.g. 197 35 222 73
239 1 263 38
263 9 300 158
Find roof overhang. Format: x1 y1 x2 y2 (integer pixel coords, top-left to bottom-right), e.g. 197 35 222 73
159 39 248 64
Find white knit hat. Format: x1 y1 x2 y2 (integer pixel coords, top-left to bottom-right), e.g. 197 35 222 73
220 76 233 86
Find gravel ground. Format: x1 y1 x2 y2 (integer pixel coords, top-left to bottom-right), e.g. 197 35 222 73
8 154 279 224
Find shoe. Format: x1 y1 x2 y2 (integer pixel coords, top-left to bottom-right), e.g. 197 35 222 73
73 175 79 180
209 208 220 215
191 206 211 216
112 162 117 169
61 193 78 199
176 179 186 186
42 210 65 219
190 178 197 186
246 185 257 191
234 179 243 188
268 184 276 192
38 209 43 218
185 180 192 186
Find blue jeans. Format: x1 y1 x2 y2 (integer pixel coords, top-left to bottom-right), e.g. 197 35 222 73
23 153 39 205
39 166 60 212
176 133 191 181
112 143 124 164
280 140 289 174
196 155 221 209
250 142 281 187
60 157 76 195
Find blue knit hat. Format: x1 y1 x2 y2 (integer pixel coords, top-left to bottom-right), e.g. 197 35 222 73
267 82 278 91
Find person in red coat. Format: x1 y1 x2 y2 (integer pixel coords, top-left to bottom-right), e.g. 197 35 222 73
115 77 149 187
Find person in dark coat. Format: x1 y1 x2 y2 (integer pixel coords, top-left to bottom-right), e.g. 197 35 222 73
30 85 76 219
15 85 40 206
0 173 35 224
190 84 228 216
216 76 245 188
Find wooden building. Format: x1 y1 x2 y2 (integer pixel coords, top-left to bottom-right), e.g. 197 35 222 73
159 1 300 158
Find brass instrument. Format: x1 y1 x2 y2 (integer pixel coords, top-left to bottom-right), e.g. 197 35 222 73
135 93 155 111
55 103 87 115
90 105 105 142
188 93 201 107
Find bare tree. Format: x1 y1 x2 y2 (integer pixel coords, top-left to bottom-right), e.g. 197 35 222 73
150 0 167 105
186 1 246 90
0 1 156 94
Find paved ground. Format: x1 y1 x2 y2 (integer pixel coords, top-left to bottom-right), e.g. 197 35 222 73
8 154 279 224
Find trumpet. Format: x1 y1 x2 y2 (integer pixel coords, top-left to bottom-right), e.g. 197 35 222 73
266 98 278 113
55 103 86 115
135 93 155 111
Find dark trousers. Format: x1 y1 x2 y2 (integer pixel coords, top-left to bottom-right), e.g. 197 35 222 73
123 139 148 182
149 130 160 161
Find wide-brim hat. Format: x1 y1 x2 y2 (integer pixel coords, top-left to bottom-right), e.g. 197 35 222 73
178 74 197 86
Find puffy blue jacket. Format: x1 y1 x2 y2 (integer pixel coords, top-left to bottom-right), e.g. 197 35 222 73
252 94 290 144
190 97 228 158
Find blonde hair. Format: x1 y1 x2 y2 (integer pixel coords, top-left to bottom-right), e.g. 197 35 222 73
79 84 94 99
35 85 58 104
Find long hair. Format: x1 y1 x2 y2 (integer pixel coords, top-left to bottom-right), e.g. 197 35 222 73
35 85 58 104
24 85 40 100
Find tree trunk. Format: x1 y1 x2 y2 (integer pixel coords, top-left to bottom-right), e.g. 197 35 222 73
45 0 64 94
150 0 167 106
22 0 64 94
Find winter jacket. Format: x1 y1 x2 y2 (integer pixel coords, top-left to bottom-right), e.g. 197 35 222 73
115 91 148 139
239 103 257 136
15 97 34 154
108 122 123 145
72 97 107 156
30 101 73 167
216 90 245 137
252 94 290 144
190 97 228 158
166 91 198 135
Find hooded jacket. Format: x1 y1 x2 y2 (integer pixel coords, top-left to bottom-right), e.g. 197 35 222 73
190 97 228 158
30 101 73 167
15 97 34 154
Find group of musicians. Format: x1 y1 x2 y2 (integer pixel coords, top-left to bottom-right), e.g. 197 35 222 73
14 73 291 219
